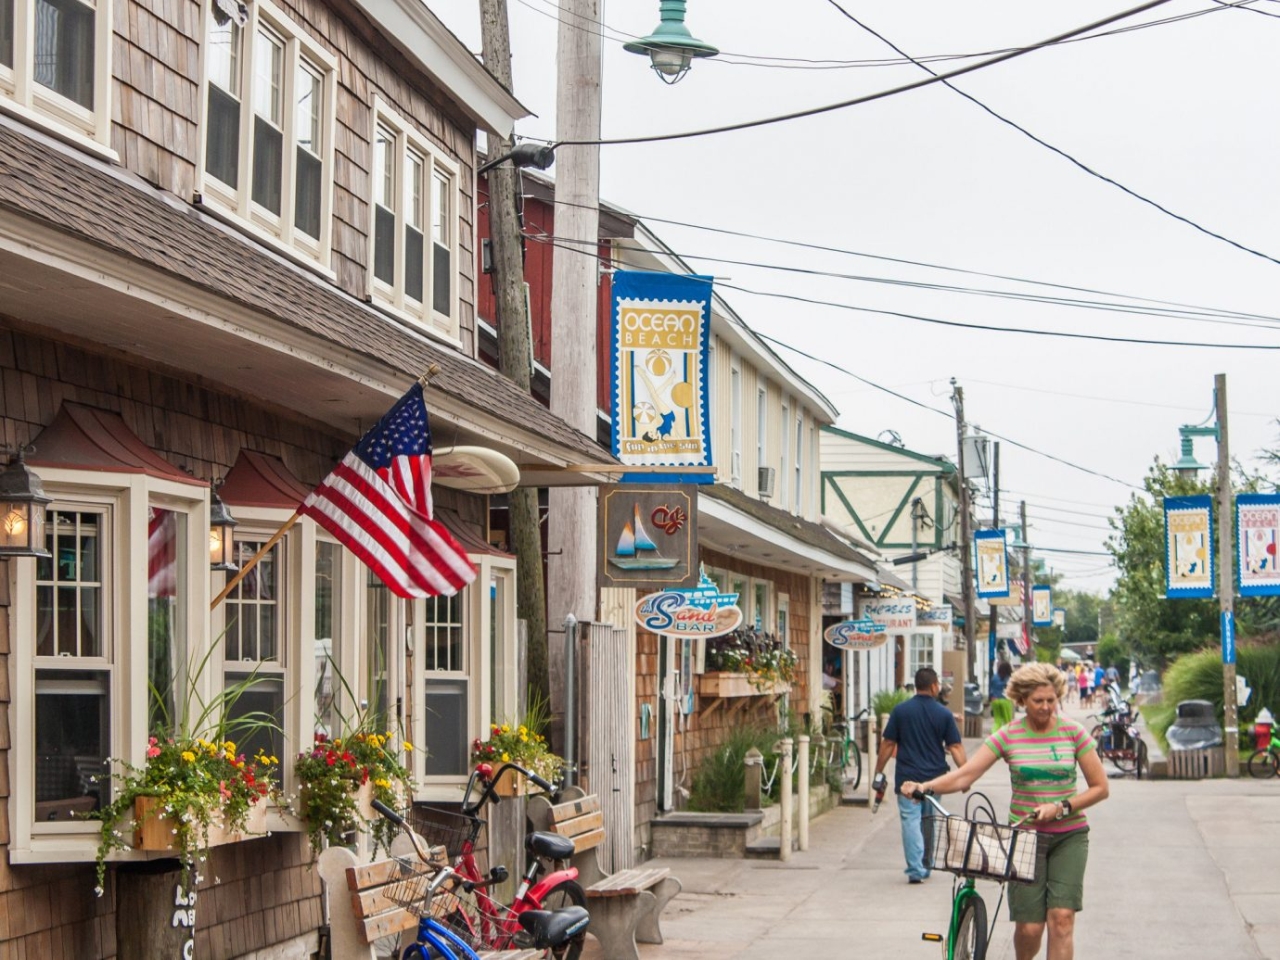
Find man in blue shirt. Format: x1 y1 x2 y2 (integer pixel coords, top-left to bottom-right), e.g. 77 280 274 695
873 667 967 883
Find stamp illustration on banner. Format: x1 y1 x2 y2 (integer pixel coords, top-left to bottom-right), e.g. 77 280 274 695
1237 494 1280 597
634 568 742 639
1032 585 1053 627
1165 495 1214 599
975 529 1010 599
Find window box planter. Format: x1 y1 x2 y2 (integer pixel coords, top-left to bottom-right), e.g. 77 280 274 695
698 671 791 699
132 796 269 852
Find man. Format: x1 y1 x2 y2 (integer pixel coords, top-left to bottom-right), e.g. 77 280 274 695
873 667 967 884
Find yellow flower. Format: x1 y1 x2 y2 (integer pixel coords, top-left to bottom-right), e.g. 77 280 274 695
501 752 511 762
403 742 414 752
223 741 236 752
519 733 528 743
181 751 196 763
501 724 510 734
518 725 527 734
374 777 392 789
270 755 279 764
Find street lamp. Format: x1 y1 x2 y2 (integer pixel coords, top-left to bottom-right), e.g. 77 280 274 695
209 479 239 573
1173 424 1214 479
624 0 719 84
0 445 52 559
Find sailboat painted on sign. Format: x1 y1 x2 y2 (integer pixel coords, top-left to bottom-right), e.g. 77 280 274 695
611 504 679 571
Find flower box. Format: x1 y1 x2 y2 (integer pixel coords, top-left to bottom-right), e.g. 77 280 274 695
133 796 268 852
492 769 539 798
698 671 791 699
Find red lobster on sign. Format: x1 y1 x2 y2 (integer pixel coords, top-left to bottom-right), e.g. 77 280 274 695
650 505 687 535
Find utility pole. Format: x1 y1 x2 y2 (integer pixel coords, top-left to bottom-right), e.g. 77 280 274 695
952 380 975 679
986 442 1000 689
546 0 602 725
479 0 549 705
1215 373 1239 777
1021 499 1032 659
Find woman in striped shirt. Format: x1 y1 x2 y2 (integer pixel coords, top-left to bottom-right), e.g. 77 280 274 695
901 663 1109 960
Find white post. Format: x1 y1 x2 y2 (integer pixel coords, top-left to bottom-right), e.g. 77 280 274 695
797 734 810 852
779 738 793 861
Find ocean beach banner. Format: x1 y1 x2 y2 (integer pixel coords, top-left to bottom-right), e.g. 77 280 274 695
1165 495 1214 599
610 270 713 480
1237 493 1280 597
975 529 1010 599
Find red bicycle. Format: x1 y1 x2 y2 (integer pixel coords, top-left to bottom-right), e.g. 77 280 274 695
408 762 586 959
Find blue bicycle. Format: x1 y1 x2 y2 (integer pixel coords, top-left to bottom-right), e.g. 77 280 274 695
373 799 591 960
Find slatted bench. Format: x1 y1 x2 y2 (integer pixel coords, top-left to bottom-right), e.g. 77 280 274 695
527 791 681 960
317 845 541 960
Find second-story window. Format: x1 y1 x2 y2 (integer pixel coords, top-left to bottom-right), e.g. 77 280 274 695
780 398 790 508
370 99 460 340
201 0 334 264
794 411 803 513
756 385 767 491
729 360 742 485
0 0 111 144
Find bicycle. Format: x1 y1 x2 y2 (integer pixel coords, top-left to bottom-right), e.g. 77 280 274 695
373 799 590 960
825 706 870 790
1247 720 1280 778
406 762 587 957
912 790 1039 960
1089 697 1148 779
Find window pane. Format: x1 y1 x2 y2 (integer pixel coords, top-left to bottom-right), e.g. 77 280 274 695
366 577 391 730
207 19 240 95
1 0 13 70
148 508 186 735
35 669 110 821
432 242 450 316
225 672 283 762
252 115 283 214
374 126 394 208
252 29 281 125
314 541 342 736
405 225 423 302
226 539 279 667
431 171 449 245
374 204 395 285
206 85 241 188
295 146 322 238
295 62 320 156
33 0 94 109
38 511 104 660
423 678 467 776
408 154 424 230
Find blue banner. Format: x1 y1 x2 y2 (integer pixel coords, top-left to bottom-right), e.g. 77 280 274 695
1032 585 1053 626
610 270 713 484
1222 610 1236 665
1237 493 1280 597
974 529 1010 598
1165 495 1215 599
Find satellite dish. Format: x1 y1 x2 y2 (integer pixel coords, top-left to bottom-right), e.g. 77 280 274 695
432 446 521 494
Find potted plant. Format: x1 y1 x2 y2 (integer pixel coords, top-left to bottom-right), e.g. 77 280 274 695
471 699 564 796
294 722 413 859
704 628 798 693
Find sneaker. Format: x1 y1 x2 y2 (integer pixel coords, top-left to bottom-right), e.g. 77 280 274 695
909 877 925 885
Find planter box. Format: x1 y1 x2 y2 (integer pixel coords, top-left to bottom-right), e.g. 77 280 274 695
133 796 269 851
698 672 790 699
491 769 542 797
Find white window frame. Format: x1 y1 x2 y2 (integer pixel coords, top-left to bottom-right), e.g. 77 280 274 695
368 96 461 344
196 0 337 269
729 358 742 486
409 554 516 802
9 469 210 863
779 398 790 511
793 410 804 515
0 0 114 150
756 385 767 492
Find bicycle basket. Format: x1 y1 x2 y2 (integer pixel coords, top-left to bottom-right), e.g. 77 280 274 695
382 857 462 920
406 806 481 862
926 814 1039 884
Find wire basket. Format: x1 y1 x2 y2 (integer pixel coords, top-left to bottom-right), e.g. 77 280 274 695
405 806 482 862
926 814 1039 884
382 856 462 919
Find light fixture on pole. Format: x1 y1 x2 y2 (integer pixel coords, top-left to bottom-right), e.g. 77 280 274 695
1173 425 1214 479
209 479 239 572
0 445 52 558
624 0 719 84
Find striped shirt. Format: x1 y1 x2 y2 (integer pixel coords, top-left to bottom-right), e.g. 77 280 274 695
983 716 1094 834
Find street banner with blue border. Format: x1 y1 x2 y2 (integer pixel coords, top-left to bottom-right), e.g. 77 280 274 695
1236 493 1280 597
1165 495 1214 598
610 270 713 483
1052 606 1066 628
1032 585 1053 626
1222 610 1236 665
975 529 1010 598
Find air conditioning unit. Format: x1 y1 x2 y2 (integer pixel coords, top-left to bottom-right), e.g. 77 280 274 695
758 466 777 500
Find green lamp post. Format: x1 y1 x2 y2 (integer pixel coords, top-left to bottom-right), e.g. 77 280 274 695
1173 425 1214 479
624 1 719 84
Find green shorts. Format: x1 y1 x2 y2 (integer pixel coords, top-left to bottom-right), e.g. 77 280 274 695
1008 827 1089 923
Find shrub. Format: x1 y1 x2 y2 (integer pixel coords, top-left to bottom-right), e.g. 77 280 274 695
872 687 910 718
687 724 785 813
1149 639 1280 748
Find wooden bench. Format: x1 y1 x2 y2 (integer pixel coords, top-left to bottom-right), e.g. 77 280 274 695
317 844 541 960
527 791 681 960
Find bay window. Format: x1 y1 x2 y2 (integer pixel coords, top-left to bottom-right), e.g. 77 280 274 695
200 0 335 262
370 98 460 339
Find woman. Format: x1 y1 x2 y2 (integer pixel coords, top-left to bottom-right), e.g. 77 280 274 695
901 663 1109 960
991 660 1014 731
1076 663 1089 706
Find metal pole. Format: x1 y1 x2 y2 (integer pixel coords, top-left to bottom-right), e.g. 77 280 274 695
564 612 578 787
1215 374 1239 777
987 442 1000 691
911 503 919 592
778 738 793 861
797 734 810 852
952 381 976 678
1021 500 1032 659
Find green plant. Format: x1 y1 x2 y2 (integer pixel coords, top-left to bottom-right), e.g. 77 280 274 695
92 630 281 895
687 724 783 812
706 628 798 689
1148 640 1280 749
471 716 564 784
872 687 910 718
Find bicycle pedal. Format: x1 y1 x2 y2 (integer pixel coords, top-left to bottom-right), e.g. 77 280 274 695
921 933 944 942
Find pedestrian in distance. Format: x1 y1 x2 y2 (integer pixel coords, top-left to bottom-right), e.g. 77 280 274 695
872 667 968 884
1076 664 1089 707
991 660 1015 732
901 662 1110 960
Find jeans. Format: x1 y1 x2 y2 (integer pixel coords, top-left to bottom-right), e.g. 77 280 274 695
897 793 933 880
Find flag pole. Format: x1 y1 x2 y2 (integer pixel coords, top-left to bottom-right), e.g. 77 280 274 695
210 367 443 611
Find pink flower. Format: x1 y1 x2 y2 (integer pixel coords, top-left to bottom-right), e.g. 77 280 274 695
219 780 232 800
148 736 158 746
147 745 161 759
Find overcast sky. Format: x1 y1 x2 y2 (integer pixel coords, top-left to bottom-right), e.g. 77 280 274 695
432 0 1280 594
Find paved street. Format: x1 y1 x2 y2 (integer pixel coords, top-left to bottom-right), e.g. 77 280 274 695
586 722 1280 959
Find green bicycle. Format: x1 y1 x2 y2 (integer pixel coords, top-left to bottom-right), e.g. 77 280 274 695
823 706 870 790
912 790 1038 960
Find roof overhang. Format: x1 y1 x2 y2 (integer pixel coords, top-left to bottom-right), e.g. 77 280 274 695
350 0 530 137
698 493 877 582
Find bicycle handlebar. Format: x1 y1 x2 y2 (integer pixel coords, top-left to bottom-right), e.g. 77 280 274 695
371 798 446 866
462 762 556 815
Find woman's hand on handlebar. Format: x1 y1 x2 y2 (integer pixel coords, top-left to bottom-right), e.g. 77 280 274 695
899 780 933 800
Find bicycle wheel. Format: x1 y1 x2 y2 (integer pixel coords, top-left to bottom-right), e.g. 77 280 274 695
846 740 862 791
1248 748 1280 779
1134 740 1148 780
953 895 988 960
540 879 587 960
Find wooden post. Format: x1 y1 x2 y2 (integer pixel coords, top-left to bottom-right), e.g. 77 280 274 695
743 747 763 811
797 734 810 852
115 864 198 960
778 738 793 862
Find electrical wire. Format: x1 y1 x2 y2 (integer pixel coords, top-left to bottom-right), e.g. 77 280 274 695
823 0 1280 270
960 377 1280 418
551 0 1181 148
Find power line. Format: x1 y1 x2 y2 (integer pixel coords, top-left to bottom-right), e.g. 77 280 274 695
961 377 1280 418
823 0 1280 270
552 0 1181 148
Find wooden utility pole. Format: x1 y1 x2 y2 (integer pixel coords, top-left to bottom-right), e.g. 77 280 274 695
1021 499 1032 658
1214 373 1239 777
952 380 975 678
546 0 602 723
479 0 550 705
986 441 1000 688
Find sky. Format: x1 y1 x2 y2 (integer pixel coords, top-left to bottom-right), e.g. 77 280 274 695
431 0 1280 594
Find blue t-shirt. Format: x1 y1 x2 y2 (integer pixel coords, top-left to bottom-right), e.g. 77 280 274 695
990 673 1008 700
883 694 963 791
1093 666 1105 687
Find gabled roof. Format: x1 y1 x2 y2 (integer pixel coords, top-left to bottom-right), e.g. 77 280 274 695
27 403 204 486
822 425 956 473
220 450 312 508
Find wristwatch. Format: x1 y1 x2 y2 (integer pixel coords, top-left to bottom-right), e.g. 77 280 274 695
1056 799 1073 820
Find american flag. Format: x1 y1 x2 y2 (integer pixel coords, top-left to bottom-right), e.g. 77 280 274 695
300 383 476 597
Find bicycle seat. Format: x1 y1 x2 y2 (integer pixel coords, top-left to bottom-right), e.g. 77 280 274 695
517 906 590 947
526 830 575 861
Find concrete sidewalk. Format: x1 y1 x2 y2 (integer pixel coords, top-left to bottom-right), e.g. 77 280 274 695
585 734 1279 959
